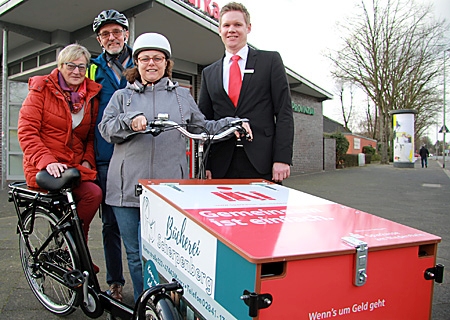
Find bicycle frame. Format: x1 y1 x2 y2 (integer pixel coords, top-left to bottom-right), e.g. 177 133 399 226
9 169 183 319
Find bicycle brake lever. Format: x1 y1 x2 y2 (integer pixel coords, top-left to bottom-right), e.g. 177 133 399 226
237 126 252 141
142 127 163 136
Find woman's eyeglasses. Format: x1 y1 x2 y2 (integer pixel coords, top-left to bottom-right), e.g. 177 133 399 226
138 56 165 64
98 29 125 39
64 62 87 73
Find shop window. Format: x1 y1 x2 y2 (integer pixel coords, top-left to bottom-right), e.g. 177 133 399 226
8 130 20 152
7 81 28 179
23 57 38 71
9 63 21 76
8 154 23 176
39 50 56 66
173 72 193 95
9 82 29 103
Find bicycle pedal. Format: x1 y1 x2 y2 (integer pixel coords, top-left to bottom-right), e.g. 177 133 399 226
63 269 84 289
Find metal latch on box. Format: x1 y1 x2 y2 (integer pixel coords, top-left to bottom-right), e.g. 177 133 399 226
241 290 273 317
342 236 368 287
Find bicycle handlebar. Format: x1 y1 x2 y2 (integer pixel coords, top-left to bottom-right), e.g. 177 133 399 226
127 113 251 141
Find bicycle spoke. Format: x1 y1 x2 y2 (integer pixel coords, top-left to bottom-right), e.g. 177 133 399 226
19 208 79 315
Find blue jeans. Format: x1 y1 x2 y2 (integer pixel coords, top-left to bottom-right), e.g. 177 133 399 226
97 164 125 286
421 157 428 168
112 206 143 301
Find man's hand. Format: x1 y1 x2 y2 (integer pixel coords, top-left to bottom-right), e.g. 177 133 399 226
272 162 290 182
234 122 253 141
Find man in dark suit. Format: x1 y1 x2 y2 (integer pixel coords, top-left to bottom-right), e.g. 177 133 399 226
199 2 294 182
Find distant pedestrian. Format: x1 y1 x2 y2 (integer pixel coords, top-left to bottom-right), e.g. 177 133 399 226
419 145 429 168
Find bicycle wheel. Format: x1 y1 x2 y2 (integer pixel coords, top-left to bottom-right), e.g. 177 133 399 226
19 207 80 315
145 295 182 320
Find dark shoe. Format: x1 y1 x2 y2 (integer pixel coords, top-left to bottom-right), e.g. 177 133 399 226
109 283 123 302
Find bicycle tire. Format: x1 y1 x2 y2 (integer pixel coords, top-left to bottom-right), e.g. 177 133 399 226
19 206 81 315
153 294 183 320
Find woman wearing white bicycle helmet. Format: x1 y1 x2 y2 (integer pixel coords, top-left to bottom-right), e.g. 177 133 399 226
99 32 252 301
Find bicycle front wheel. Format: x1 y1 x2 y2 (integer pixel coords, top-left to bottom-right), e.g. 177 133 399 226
19 207 80 315
144 295 183 320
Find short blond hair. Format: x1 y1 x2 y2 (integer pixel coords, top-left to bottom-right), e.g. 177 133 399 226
219 2 251 26
57 43 90 69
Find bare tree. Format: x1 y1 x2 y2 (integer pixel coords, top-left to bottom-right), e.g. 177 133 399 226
353 97 378 138
335 80 355 129
327 0 447 164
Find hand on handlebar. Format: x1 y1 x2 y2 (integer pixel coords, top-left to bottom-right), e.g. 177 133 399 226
235 121 253 141
131 115 148 132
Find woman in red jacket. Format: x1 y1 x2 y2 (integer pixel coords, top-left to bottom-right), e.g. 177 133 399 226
18 44 103 261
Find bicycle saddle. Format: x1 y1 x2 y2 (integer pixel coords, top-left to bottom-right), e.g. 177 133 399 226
36 168 81 192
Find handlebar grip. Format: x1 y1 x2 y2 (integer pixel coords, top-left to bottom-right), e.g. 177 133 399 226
163 280 183 292
229 118 249 125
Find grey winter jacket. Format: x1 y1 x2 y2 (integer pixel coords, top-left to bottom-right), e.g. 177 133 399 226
99 77 236 207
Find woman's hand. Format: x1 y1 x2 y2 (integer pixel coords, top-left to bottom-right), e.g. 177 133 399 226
46 162 68 178
131 115 148 131
81 160 92 169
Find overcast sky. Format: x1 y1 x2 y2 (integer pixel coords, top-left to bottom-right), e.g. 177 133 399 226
216 0 450 141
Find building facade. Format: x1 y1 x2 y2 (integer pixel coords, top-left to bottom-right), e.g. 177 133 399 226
0 0 333 184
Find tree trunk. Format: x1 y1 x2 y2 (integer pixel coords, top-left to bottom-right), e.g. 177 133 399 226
380 112 390 164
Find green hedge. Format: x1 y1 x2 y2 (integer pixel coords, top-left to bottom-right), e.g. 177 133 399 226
362 145 376 155
341 154 358 167
340 153 372 168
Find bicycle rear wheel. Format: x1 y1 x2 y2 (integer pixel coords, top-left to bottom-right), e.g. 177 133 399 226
19 207 80 315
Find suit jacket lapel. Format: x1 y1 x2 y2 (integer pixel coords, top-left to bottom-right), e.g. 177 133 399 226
213 57 234 105
237 48 257 108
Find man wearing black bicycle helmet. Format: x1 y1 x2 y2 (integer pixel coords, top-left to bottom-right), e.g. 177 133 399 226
92 9 129 34
89 8 134 303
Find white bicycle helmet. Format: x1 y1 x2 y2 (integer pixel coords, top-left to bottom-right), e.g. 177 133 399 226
132 33 172 59
93 9 129 33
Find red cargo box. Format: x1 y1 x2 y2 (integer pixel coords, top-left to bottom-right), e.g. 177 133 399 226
139 179 442 320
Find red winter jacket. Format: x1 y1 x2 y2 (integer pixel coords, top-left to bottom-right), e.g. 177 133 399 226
18 68 102 188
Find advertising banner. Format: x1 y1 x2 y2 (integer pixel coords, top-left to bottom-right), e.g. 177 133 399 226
391 110 417 167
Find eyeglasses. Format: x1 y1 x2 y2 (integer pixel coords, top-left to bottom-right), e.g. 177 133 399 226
98 29 125 39
138 56 165 64
64 62 87 73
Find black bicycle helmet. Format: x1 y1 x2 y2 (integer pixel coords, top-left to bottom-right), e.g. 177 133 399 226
93 9 129 34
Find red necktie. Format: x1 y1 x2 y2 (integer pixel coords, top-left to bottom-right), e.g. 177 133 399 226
228 55 242 107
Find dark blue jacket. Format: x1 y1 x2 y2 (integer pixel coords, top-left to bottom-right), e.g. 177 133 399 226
89 45 134 165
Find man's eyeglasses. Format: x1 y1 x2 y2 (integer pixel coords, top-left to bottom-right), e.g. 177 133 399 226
138 56 165 64
64 62 87 73
98 29 125 39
